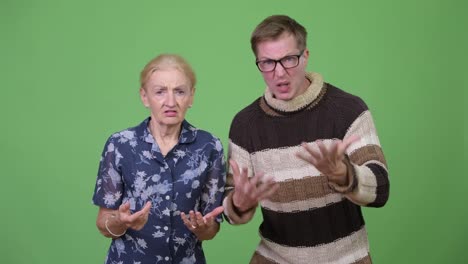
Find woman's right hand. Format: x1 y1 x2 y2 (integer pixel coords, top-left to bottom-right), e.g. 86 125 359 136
118 201 152 231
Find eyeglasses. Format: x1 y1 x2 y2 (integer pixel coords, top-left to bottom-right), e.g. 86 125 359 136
255 50 304 72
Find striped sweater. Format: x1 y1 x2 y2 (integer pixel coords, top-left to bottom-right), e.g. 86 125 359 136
223 72 389 264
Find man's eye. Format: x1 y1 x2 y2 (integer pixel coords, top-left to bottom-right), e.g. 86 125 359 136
261 60 275 66
283 56 295 63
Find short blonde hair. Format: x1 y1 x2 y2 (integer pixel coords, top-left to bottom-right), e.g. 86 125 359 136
140 54 196 89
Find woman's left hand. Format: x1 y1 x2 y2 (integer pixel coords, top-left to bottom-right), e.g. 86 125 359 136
180 206 224 240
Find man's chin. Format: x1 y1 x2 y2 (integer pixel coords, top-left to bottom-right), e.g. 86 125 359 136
274 92 294 101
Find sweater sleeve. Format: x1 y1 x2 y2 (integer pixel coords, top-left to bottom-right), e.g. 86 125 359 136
343 110 390 207
222 110 258 224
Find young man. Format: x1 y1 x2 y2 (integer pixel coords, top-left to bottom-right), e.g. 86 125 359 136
223 15 389 264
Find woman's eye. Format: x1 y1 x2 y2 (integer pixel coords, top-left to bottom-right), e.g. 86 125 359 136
175 90 187 96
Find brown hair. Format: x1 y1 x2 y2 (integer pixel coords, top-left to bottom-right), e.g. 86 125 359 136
251 15 307 56
140 54 196 89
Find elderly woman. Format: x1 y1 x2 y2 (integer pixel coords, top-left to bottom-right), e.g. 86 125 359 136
92 54 226 264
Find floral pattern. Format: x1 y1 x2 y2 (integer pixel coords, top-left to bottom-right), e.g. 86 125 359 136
93 118 226 264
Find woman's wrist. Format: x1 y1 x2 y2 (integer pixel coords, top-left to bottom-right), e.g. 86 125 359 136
105 214 127 237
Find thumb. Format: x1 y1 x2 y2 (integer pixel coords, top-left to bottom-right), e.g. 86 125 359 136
204 206 224 220
119 202 131 214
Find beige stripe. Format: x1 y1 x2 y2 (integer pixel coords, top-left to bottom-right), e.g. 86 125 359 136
251 144 325 182
267 176 333 203
350 145 387 167
229 140 254 178
345 165 378 206
263 72 324 113
250 252 280 264
345 110 382 154
261 193 344 213
256 227 370 264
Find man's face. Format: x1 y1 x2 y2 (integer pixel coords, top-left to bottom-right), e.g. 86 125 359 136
256 33 309 101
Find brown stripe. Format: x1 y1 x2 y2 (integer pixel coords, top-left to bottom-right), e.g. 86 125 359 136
250 252 279 264
260 200 365 247
268 176 333 203
351 254 372 264
350 145 387 167
260 97 283 117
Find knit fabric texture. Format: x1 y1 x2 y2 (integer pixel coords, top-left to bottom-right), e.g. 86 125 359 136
223 72 389 264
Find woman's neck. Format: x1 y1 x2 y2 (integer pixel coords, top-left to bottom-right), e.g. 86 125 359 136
148 119 181 156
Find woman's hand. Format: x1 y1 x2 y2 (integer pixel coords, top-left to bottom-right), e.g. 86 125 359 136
180 206 224 240
117 201 152 231
96 201 152 238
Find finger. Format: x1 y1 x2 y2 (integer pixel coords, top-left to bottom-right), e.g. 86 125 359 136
250 171 261 187
338 135 360 156
240 166 249 183
204 206 224 220
318 140 335 164
119 202 131 213
301 142 322 160
141 201 152 215
317 140 329 156
296 151 317 165
180 212 195 229
343 135 360 149
329 141 339 163
229 159 242 185
189 210 197 228
131 202 152 220
195 212 206 226
256 182 279 200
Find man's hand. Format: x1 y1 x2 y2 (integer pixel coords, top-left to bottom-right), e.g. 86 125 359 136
296 135 359 186
230 159 279 213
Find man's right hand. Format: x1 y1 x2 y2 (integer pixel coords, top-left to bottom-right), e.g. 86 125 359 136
230 159 279 213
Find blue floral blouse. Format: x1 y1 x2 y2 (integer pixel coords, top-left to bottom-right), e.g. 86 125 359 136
92 118 226 264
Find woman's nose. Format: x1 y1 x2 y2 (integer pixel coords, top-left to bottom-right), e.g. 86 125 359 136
165 92 176 106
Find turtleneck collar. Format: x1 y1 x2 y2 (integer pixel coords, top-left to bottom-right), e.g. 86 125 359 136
263 72 324 113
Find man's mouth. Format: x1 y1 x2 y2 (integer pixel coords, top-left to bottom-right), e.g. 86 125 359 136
277 81 290 92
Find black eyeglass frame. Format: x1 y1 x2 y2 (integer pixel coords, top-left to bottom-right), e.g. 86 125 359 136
255 50 304 72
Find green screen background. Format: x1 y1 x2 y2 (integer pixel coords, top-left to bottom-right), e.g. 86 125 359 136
1 0 466 263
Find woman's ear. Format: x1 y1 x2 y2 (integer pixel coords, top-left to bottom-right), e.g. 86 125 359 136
140 87 149 108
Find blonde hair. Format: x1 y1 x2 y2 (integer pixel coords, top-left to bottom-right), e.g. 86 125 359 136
140 54 196 89
251 15 307 56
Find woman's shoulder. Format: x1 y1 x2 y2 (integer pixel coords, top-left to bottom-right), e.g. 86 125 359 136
104 119 148 147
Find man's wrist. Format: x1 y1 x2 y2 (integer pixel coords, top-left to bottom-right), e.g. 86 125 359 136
232 193 255 214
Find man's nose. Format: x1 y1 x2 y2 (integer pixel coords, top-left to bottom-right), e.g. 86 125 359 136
274 62 287 76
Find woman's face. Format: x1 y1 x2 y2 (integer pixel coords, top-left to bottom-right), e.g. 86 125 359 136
140 68 194 128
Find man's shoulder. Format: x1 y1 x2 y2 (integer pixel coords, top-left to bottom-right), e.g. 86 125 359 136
231 97 262 124
325 83 369 112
